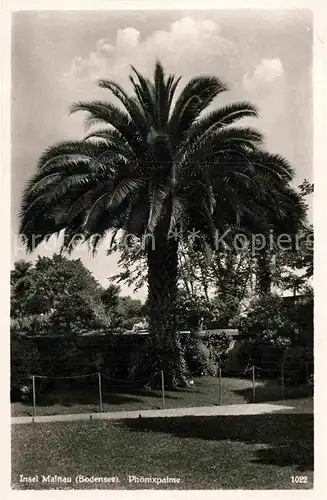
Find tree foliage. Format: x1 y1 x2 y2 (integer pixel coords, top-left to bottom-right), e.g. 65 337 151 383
11 255 111 335
270 180 313 295
11 254 146 337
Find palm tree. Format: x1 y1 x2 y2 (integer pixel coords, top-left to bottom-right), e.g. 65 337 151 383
19 61 306 387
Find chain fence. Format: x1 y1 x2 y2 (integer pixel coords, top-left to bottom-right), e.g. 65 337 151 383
14 361 313 419
26 371 162 418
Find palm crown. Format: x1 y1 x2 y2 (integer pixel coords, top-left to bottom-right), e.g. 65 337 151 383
20 61 305 251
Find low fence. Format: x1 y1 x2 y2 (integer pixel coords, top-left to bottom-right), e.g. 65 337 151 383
15 362 313 419
28 371 164 417
12 364 312 417
239 362 312 404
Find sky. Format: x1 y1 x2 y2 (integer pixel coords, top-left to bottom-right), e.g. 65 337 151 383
11 9 313 301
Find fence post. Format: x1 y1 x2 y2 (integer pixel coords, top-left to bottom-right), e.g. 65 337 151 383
161 370 165 410
98 372 103 413
252 366 256 403
32 375 36 418
190 380 196 405
281 363 285 402
218 367 222 406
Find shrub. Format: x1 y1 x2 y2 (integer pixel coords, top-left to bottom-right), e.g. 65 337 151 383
231 338 284 377
182 331 217 376
11 314 51 336
235 290 313 381
282 346 312 384
175 291 219 330
238 293 295 345
10 333 43 400
206 332 232 368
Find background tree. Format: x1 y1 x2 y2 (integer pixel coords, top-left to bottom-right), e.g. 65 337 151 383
254 180 313 297
115 295 144 330
100 283 121 325
10 260 34 317
11 255 111 335
269 180 313 296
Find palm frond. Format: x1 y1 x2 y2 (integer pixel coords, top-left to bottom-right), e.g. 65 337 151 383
83 128 134 156
167 75 182 110
98 79 149 137
52 182 110 225
179 127 263 178
169 76 228 146
169 196 189 232
130 66 157 126
37 140 108 172
187 102 259 143
147 184 170 233
24 173 63 198
107 178 144 211
154 60 170 128
83 192 111 231
249 149 295 181
69 101 144 155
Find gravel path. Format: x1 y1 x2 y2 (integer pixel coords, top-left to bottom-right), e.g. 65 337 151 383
12 397 313 425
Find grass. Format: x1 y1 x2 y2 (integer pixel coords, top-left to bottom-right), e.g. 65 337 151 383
11 376 312 417
11 413 313 490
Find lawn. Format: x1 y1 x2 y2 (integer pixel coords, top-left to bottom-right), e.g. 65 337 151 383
11 376 313 417
11 413 313 490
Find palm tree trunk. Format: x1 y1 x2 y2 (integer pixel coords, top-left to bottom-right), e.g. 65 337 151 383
256 249 271 296
146 234 189 388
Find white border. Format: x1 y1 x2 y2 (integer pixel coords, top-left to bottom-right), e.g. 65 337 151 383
1 0 326 499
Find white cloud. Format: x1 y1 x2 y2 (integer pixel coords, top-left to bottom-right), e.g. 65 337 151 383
62 17 238 88
95 38 114 55
254 58 284 82
243 58 284 90
116 27 140 49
